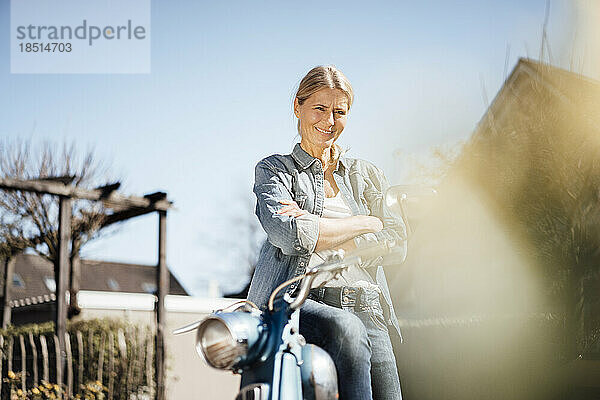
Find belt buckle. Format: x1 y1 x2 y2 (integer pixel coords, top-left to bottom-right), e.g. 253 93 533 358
340 286 357 309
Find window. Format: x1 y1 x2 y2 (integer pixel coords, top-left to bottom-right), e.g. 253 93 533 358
107 278 120 291
44 277 56 293
141 282 157 294
12 273 25 288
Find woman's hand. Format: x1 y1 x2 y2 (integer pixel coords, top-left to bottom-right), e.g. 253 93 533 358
337 238 357 252
356 215 384 234
277 199 308 218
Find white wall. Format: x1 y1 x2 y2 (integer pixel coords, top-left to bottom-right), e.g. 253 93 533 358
75 291 241 399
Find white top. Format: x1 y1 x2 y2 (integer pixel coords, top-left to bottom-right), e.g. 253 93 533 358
309 192 375 288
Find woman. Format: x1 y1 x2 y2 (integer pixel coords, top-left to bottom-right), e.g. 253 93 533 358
248 65 407 400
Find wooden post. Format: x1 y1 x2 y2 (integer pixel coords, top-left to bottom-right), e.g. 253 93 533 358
76 331 83 395
155 210 168 400
28 333 38 387
40 335 49 383
1 257 16 328
97 332 106 384
108 332 115 400
88 330 94 366
117 329 127 395
56 196 72 375
126 328 134 394
7 336 13 374
65 332 73 398
54 335 62 386
146 333 153 394
69 250 81 316
19 335 26 391
0 336 3 394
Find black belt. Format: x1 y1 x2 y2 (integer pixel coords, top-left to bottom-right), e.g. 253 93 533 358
308 286 360 309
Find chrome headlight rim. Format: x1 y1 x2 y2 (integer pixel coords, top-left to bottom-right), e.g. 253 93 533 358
196 315 248 370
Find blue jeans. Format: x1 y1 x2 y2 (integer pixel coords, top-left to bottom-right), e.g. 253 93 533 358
300 289 402 400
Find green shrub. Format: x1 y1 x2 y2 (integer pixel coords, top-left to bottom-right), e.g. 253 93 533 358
0 318 154 400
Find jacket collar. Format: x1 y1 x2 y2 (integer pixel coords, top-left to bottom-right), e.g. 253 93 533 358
291 143 348 172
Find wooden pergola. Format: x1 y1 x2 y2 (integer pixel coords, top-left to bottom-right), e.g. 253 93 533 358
0 177 172 400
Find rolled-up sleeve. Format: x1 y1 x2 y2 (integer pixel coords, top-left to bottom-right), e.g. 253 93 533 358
353 164 408 263
254 160 319 256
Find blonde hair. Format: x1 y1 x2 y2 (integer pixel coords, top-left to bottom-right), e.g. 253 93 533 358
294 65 354 162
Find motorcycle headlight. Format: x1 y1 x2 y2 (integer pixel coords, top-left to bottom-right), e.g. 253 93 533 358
196 311 266 370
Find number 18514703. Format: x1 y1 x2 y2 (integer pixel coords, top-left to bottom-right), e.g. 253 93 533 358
19 42 72 52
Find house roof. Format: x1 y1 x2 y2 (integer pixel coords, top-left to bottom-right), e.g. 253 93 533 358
1 253 188 308
475 58 600 137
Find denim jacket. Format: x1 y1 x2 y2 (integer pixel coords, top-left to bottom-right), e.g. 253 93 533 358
247 143 407 340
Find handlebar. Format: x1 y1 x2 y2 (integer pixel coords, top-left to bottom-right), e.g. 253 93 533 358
268 240 397 311
288 254 362 310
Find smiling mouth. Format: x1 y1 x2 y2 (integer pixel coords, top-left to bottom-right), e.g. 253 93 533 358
315 126 334 135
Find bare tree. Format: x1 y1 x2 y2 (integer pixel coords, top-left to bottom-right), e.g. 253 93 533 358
0 138 121 316
198 190 265 297
0 139 118 257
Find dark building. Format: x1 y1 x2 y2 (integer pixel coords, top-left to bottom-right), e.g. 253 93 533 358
1 253 188 326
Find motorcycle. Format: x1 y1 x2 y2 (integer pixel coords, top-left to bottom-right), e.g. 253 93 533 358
174 240 398 400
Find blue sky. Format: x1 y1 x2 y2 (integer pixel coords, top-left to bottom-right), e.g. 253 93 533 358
0 0 584 295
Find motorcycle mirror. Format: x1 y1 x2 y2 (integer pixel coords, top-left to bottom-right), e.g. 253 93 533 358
384 185 437 237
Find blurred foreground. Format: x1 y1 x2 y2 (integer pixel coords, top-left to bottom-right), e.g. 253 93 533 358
389 59 600 400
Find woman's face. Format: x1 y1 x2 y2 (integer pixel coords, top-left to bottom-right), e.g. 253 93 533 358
294 88 349 151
